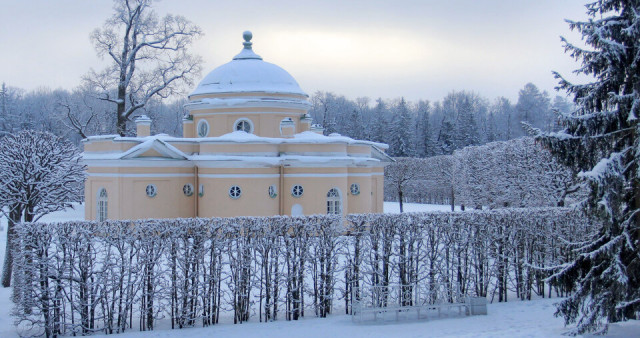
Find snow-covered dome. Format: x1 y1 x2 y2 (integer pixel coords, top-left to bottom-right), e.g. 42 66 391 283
190 31 307 97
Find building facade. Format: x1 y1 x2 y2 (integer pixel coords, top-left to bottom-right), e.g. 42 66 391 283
83 32 390 220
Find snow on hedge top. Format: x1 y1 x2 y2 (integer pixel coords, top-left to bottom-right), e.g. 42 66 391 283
189 32 307 97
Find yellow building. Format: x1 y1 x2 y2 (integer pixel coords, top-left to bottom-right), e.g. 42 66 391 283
83 32 390 220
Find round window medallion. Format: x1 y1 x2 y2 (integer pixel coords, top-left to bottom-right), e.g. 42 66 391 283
197 119 209 137
183 183 194 196
146 184 157 198
350 183 360 196
229 185 242 199
234 118 253 133
291 185 304 198
268 185 278 198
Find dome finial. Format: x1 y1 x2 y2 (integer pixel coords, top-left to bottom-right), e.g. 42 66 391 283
242 31 253 50
232 31 262 60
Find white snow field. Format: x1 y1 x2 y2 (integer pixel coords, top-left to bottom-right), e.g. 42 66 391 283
0 202 638 337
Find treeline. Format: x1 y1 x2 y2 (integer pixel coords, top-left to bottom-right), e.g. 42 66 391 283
309 83 573 157
0 83 187 145
13 209 590 337
1 82 570 156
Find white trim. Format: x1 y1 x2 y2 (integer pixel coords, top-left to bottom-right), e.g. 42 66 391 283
199 173 280 179
284 173 369 178
88 172 379 178
120 139 187 160
88 173 194 178
186 100 310 112
190 111 307 117
82 159 194 168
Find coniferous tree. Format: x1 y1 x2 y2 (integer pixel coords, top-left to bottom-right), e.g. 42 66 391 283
417 100 435 157
371 98 389 144
516 83 552 134
437 118 456 155
389 97 414 157
540 1 640 334
455 96 480 148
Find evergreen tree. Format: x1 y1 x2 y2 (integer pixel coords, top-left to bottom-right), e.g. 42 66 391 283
437 118 456 155
347 108 364 140
389 97 414 157
371 98 389 144
417 100 435 157
454 96 480 148
516 83 551 134
541 1 640 334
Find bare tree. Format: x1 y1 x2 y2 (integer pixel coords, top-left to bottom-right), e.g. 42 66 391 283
55 85 116 140
385 158 419 213
84 0 202 136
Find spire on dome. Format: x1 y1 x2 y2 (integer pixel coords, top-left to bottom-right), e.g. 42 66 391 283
233 30 262 60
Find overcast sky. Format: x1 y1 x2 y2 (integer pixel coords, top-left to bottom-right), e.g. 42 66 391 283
0 0 588 103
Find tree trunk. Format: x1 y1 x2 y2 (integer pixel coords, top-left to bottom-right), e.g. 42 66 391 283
450 186 455 211
2 206 21 287
1 220 14 287
117 102 127 136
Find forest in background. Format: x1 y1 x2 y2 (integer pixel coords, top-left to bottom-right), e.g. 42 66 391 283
0 81 571 157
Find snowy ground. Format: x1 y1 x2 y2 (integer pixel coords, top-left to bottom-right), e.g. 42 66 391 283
383 202 459 213
0 202 638 337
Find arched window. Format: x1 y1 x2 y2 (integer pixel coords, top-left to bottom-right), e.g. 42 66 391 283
291 204 303 216
97 188 108 221
327 188 342 215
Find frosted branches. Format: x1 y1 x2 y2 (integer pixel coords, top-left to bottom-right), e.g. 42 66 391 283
11 208 590 336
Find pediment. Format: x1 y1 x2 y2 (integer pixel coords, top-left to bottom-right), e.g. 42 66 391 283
371 145 395 162
120 139 187 160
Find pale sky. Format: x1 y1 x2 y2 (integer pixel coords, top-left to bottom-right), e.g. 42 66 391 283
0 0 588 103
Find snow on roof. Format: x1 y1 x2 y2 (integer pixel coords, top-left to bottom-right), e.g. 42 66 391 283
190 59 307 97
85 131 388 148
189 154 380 166
120 138 187 160
189 32 307 97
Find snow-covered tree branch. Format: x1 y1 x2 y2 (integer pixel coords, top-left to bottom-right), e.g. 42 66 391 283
84 0 202 136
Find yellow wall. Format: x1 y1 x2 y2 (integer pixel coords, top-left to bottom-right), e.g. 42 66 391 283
193 112 308 138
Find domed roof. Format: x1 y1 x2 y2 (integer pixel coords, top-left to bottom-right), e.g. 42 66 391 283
190 31 307 97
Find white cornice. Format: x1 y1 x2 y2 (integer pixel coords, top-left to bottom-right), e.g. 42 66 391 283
185 98 311 112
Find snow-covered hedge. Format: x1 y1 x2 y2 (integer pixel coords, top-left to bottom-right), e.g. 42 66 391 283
12 208 591 337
